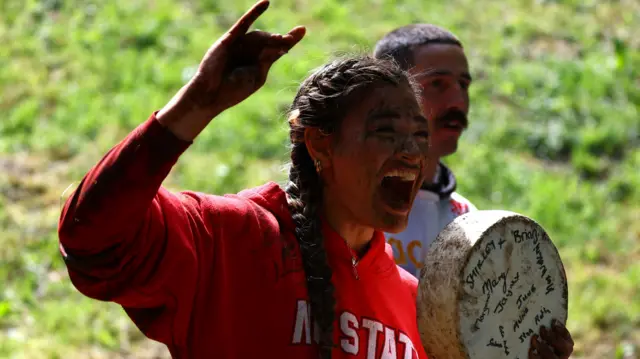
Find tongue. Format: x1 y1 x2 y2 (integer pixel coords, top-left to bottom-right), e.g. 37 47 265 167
380 177 414 211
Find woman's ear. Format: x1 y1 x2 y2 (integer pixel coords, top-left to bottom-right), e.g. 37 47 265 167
304 127 332 171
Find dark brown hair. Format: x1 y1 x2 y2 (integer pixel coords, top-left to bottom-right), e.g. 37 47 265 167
374 24 462 70
285 56 420 358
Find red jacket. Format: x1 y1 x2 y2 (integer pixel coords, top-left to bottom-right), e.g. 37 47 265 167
58 113 428 359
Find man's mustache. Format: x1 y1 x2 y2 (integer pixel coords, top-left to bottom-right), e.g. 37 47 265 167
434 109 468 129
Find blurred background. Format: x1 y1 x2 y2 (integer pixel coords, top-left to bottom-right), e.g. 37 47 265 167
0 0 638 358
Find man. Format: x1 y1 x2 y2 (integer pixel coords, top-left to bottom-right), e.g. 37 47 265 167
374 24 477 276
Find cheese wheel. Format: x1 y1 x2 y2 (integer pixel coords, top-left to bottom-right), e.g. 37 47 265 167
417 210 568 359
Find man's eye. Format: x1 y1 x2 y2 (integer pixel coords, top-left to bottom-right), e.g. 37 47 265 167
415 131 429 138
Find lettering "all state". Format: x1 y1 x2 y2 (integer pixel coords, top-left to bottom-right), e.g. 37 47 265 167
291 300 418 359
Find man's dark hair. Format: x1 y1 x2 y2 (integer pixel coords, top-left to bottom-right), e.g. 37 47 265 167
373 24 462 70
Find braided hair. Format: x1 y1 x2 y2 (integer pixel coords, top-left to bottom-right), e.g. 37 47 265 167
284 56 420 358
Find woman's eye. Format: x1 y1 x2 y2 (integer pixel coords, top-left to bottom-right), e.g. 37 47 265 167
431 79 444 89
376 127 394 134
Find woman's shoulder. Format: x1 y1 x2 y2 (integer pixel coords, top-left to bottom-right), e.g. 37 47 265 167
396 265 419 286
395 265 419 299
179 181 289 217
172 181 293 237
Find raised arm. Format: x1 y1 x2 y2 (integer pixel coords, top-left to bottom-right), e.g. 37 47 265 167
58 0 305 343
156 1 305 141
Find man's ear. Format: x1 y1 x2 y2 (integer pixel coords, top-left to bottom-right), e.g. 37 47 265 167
304 127 332 169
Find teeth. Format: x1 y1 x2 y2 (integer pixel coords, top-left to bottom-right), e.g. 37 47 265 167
383 169 417 181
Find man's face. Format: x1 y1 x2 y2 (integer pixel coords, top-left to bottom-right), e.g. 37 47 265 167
411 43 471 158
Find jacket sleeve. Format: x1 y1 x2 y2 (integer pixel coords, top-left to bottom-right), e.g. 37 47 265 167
58 112 205 345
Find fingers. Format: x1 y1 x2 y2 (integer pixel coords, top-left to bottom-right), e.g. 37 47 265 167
258 47 287 64
255 47 286 86
552 319 574 344
219 24 306 93
529 335 558 359
255 26 306 80
261 26 306 61
541 326 573 356
533 320 574 359
219 0 305 56
227 0 270 40
545 320 574 358
254 26 306 53
281 26 306 50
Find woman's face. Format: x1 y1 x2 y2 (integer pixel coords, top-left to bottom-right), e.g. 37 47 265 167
321 82 430 233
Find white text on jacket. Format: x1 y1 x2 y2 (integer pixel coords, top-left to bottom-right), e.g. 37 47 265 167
292 300 418 358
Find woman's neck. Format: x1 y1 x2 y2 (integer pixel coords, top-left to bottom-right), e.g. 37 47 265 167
321 198 374 256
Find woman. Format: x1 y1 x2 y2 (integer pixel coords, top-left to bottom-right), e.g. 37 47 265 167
58 1 574 358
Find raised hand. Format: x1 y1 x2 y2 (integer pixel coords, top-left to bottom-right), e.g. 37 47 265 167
529 319 575 359
157 0 306 140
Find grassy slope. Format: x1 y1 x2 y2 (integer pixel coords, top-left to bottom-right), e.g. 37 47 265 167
1 0 638 357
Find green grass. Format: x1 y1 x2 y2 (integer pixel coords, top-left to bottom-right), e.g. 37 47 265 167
1 0 639 357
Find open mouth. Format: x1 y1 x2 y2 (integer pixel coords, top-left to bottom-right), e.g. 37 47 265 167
379 169 418 213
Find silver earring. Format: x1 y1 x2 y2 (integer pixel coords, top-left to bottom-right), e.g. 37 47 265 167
314 159 322 173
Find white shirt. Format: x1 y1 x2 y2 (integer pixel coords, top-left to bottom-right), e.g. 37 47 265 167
384 164 477 276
